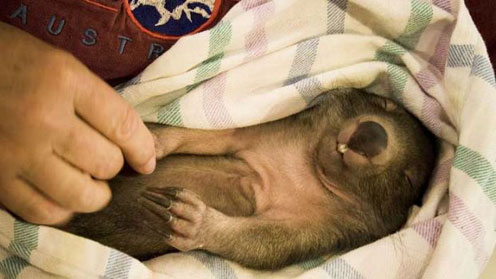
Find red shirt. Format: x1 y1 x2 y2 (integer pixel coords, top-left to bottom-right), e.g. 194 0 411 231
1 0 238 82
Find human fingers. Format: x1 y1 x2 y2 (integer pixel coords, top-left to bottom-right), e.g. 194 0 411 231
53 117 124 180
0 177 73 225
21 154 111 212
72 71 155 174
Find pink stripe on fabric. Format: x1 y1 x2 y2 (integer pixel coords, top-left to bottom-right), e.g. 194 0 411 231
421 95 443 135
429 24 454 74
448 193 489 269
241 0 270 10
413 218 443 247
202 72 236 128
243 2 275 61
430 158 453 187
432 0 452 13
416 68 440 90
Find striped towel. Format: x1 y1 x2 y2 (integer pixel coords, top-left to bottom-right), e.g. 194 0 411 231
1 0 495 278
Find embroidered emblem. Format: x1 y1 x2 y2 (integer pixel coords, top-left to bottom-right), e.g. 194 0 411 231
126 0 221 38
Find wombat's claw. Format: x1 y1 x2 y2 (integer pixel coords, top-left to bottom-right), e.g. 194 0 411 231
141 190 173 210
140 187 210 251
142 219 172 239
147 187 182 198
139 197 174 223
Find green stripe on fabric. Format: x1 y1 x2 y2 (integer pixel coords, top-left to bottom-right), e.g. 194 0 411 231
157 98 184 126
298 256 327 270
0 256 30 279
0 221 39 278
387 64 409 102
9 221 38 259
375 41 407 64
208 22 233 56
373 0 432 101
454 145 496 204
159 22 233 126
397 0 433 49
192 22 233 84
193 53 227 87
185 81 203 94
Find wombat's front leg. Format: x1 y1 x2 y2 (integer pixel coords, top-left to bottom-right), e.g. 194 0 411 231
148 124 245 159
138 187 327 270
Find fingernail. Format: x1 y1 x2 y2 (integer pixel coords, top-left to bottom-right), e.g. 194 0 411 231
141 157 156 174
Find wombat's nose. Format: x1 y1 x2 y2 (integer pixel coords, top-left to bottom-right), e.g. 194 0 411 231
347 121 388 158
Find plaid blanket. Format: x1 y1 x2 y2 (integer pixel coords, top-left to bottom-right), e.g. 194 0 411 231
1 0 495 278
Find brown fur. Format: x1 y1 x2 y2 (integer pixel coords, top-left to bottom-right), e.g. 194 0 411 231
62 89 436 269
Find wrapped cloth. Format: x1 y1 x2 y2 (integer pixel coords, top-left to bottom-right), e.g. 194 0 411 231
1 0 495 278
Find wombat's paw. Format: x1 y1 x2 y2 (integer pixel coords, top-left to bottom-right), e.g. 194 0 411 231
138 187 212 251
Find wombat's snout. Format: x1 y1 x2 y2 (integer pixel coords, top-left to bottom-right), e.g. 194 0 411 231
338 121 388 158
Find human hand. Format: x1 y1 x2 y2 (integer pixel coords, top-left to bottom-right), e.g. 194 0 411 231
0 22 155 225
